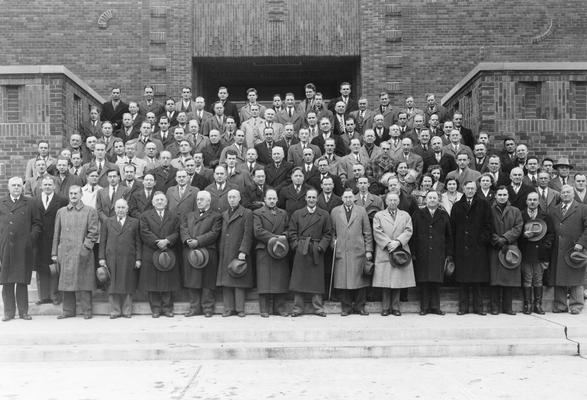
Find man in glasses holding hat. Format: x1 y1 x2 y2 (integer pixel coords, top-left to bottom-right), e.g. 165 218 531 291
253 189 291 317
489 186 523 315
547 184 587 314
139 192 181 318
180 191 222 318
519 191 555 314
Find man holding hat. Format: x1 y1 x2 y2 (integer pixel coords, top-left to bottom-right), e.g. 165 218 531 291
139 192 181 318
547 184 587 314
519 191 555 314
180 190 222 317
217 189 253 317
253 189 291 317
489 186 523 315
331 188 373 316
549 157 574 192
98 198 141 318
52 185 99 319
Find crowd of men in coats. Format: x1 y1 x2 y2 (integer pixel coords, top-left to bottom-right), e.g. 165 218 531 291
1 81 587 321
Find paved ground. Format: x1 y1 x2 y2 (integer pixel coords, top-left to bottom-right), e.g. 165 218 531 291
0 356 585 400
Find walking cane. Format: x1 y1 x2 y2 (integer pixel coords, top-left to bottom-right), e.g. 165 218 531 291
328 239 336 301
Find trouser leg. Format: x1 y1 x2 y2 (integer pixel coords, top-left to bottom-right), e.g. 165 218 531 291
490 286 501 314
50 272 61 303
339 290 353 313
458 285 469 313
390 289 401 311
258 294 270 314
553 286 568 311
472 284 484 313
568 285 584 312
15 284 28 317
148 291 162 315
354 287 367 312
36 269 51 301
292 293 305 314
62 291 76 316
420 283 430 312
429 283 441 311
78 290 92 316
188 288 202 313
122 294 133 316
381 288 391 312
311 293 324 313
222 287 235 313
502 287 514 313
234 287 246 313
274 293 288 315
2 283 16 318
202 288 215 313
161 291 173 313
109 294 122 316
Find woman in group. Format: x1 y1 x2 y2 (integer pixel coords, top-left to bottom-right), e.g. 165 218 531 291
477 173 495 204
439 177 462 215
412 173 435 209
428 165 445 193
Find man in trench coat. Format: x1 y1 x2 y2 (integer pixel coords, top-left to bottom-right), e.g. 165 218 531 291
180 190 222 317
288 188 332 317
217 190 254 317
253 189 291 317
330 188 373 316
547 184 587 314
451 180 493 315
372 192 416 316
411 190 453 315
0 177 42 321
52 185 99 319
489 186 523 315
98 199 141 318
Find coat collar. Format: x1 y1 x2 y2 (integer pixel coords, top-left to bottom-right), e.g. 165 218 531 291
226 204 245 223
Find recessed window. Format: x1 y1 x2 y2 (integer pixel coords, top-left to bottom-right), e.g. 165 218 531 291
5 85 22 122
573 82 587 119
518 82 541 119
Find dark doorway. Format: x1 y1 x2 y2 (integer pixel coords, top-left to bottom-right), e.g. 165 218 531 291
194 56 360 106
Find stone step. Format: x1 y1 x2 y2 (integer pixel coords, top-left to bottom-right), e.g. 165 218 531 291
0 338 577 362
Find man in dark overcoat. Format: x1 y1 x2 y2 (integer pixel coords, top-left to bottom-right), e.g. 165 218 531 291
128 173 156 218
547 184 587 314
33 176 68 305
489 186 523 315
180 190 222 317
205 165 239 214
278 167 312 216
139 192 181 317
519 191 554 314
288 189 332 317
98 199 141 318
411 191 453 315
253 189 291 317
216 190 254 317
0 177 42 321
451 180 493 315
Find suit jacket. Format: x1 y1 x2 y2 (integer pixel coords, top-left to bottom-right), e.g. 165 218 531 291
472 157 489 173
317 193 343 213
33 193 69 266
81 159 119 188
265 161 294 192
101 100 129 130
442 143 474 162
205 182 239 214
55 172 84 198
166 185 198 217
354 192 384 212
307 172 343 196
242 184 271 210
287 143 322 167
189 172 211 190
241 117 266 148
536 187 560 214
278 183 312 215
80 120 103 140
239 103 267 126
202 115 226 136
549 175 575 192
276 108 304 132
333 113 348 135
128 188 155 218
274 137 299 155
484 170 511 188
121 179 144 199
96 185 130 223
377 105 395 127
138 100 165 119
132 137 164 159
445 168 482 191
349 109 376 133
574 190 587 205
254 141 276 165
175 99 195 115
328 96 358 113
226 167 248 192
210 100 239 126
150 165 178 193
399 107 424 130
153 130 175 149
457 126 475 149
372 126 390 146
412 144 433 160
358 145 383 166
115 126 140 143
392 152 424 175
507 183 535 210
311 134 348 157
219 143 247 165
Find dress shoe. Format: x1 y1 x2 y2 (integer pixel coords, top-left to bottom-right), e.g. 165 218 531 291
57 314 74 319
19 314 32 320
570 309 581 315
222 311 234 317
431 310 445 316
552 308 569 313
341 311 350 317
152 313 160 318
315 311 327 317
381 310 390 316
184 310 200 317
490 310 499 316
456 311 467 316
475 311 487 316
291 312 302 317
357 309 369 316
260 312 270 318
122 315 131 318
2 315 14 322
35 299 52 305
83 314 93 320
52 299 62 306
279 312 289 317
391 310 401 316
504 310 516 316
419 310 428 316
237 312 246 318
163 312 174 318
204 312 213 318
109 314 121 319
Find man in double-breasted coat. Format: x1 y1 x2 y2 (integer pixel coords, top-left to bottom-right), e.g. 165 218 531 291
205 165 239 214
547 184 587 314
288 189 332 317
372 192 415 316
253 189 291 317
411 191 453 315
33 176 68 306
180 190 222 317
166 170 199 218
331 188 373 316
278 168 312 216
451 180 493 315
52 185 99 319
489 187 523 315
0 177 42 321
98 199 141 318
139 192 181 317
217 190 254 317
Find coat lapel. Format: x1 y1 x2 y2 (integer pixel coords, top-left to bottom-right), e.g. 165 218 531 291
561 201 578 222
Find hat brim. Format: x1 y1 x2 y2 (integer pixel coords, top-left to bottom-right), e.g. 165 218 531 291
188 249 209 269
525 219 548 242
227 259 248 278
498 245 522 269
564 249 587 269
153 250 176 272
267 237 289 260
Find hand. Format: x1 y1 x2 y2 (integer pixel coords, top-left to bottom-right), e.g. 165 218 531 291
574 244 584 252
156 239 167 250
278 235 287 240
187 239 198 249
51 256 57 263
366 252 373 261
98 259 106 267
135 261 141 270
386 240 399 253
238 252 246 261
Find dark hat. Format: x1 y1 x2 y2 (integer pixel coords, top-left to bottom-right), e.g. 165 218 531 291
498 245 522 269
564 248 587 269
227 259 248 278
49 263 60 276
187 248 209 269
267 236 289 260
363 259 374 275
153 250 176 272
523 219 547 242
554 157 574 169
389 247 411 267
96 265 110 283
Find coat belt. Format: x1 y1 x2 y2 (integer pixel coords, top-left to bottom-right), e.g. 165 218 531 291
299 236 320 265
